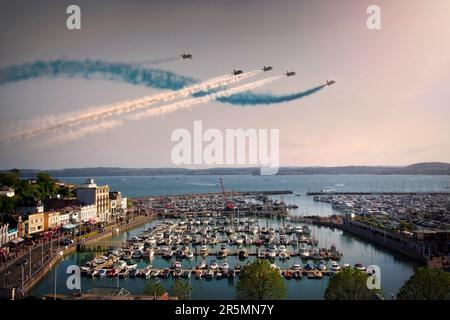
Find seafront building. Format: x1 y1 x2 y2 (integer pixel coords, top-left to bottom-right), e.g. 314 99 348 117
0 178 127 248
27 212 45 235
76 178 111 222
0 187 15 198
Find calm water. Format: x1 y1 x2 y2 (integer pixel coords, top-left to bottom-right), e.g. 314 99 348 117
32 175 450 299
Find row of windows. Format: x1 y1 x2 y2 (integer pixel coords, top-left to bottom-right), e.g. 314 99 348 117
31 218 43 224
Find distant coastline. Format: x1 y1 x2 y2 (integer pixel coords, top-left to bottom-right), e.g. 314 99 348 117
2 162 449 178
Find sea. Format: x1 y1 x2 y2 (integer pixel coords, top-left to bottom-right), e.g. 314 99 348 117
31 174 450 299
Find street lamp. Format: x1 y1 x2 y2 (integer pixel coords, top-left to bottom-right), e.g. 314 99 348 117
21 265 24 297
154 279 160 300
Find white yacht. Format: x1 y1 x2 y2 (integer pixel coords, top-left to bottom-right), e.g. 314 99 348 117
331 261 341 271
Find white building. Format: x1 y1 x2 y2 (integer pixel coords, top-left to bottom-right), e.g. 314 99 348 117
0 223 9 247
58 211 70 226
77 178 110 222
80 204 97 223
0 187 15 198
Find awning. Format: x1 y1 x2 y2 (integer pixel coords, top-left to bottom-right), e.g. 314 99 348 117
62 224 79 230
11 237 24 244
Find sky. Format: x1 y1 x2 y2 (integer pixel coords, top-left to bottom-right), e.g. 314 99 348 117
0 0 449 169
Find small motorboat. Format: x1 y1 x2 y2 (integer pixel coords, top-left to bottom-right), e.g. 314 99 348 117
299 247 310 259
303 262 314 271
238 249 249 259
220 262 229 271
133 249 143 259
194 269 203 279
80 266 91 276
161 268 171 278
126 261 138 270
217 246 229 259
96 269 107 278
210 260 219 271
200 245 209 257
317 260 327 271
171 261 182 270
205 269 214 280
278 251 290 260
107 269 118 278
354 263 366 272
292 264 302 271
284 270 293 280
141 267 152 279
331 261 341 271
162 250 173 260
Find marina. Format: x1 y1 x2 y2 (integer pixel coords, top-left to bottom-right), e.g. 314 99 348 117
29 174 450 299
75 217 346 283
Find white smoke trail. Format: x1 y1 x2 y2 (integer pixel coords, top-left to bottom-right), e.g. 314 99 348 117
1 70 261 141
42 119 124 146
45 75 283 145
128 75 283 120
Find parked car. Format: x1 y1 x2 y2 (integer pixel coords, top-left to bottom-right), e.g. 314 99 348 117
60 238 73 246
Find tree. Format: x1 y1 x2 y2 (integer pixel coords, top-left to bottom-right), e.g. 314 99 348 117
0 196 16 215
0 172 19 188
171 279 192 300
142 280 166 298
36 172 57 199
324 268 382 300
397 267 450 300
58 185 74 198
236 259 287 300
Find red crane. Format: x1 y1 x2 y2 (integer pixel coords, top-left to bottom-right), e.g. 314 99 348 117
219 178 234 210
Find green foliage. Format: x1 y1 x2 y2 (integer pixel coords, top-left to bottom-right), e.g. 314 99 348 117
236 259 287 300
142 280 166 298
58 185 74 198
0 172 19 187
171 279 192 300
0 196 16 214
324 268 382 300
36 172 57 199
397 267 450 300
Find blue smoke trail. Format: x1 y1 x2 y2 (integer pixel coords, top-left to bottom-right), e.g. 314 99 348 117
0 59 326 105
218 85 326 105
0 59 195 90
